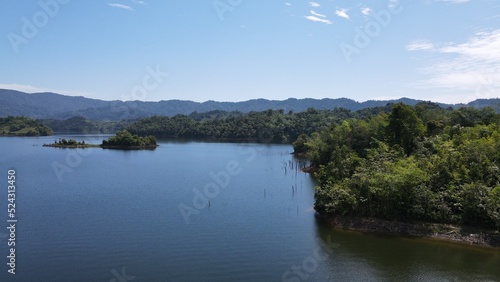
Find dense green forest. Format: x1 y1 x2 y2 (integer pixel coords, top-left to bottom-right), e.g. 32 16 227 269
293 103 500 230
40 116 132 133
102 130 157 147
125 107 394 143
0 116 52 136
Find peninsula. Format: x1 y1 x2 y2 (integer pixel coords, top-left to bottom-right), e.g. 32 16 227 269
1 116 52 136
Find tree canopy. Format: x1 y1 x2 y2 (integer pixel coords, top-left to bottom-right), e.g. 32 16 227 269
102 130 157 147
0 116 52 136
125 107 382 143
294 103 500 230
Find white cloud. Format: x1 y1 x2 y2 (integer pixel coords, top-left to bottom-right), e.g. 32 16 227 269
361 7 372 16
309 2 320 7
335 8 349 20
310 10 326 18
304 16 332 24
285 2 292 6
108 3 134 11
408 30 500 100
131 0 146 4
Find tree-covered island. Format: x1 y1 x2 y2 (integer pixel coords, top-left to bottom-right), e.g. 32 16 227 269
43 130 158 150
101 130 158 149
44 138 100 148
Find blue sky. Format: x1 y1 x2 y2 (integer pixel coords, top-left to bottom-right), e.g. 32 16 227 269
1 0 499 104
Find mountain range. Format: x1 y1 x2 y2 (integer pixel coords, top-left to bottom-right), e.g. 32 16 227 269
1 89 499 121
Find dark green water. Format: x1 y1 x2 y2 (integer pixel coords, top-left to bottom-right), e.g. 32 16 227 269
0 135 499 281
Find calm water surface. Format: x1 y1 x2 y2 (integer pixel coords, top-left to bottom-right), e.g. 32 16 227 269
0 135 499 281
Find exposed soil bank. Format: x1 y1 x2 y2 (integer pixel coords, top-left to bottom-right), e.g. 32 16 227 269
300 166 318 173
318 214 500 248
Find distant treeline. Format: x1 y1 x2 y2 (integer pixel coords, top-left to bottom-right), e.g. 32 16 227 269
125 106 404 143
31 103 500 146
0 116 52 136
293 102 500 230
40 116 132 133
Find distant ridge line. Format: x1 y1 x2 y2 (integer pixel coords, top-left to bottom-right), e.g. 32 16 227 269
0 89 499 120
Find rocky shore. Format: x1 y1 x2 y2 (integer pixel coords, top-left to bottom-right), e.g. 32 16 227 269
319 214 500 248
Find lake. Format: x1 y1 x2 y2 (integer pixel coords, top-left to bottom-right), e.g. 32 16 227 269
0 135 499 281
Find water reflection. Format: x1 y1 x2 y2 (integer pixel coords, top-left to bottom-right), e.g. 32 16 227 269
313 214 500 281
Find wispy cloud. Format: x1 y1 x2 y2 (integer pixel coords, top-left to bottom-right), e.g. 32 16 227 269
309 2 320 8
361 7 372 16
310 10 326 18
335 8 349 20
406 40 435 51
131 0 146 4
408 30 500 96
434 0 470 3
108 3 134 11
304 15 332 25
304 8 332 24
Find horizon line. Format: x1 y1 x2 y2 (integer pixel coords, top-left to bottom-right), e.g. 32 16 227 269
1 88 495 106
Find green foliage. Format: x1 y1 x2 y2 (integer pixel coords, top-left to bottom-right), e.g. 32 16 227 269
40 116 131 134
126 108 355 143
102 130 156 147
292 134 308 154
53 138 86 146
0 116 52 136
449 107 499 127
387 103 425 155
298 104 500 230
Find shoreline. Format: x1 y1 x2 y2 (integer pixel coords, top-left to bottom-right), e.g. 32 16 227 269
300 166 318 173
2 133 52 137
101 144 159 150
43 144 159 150
302 165 500 249
42 144 100 148
317 214 500 248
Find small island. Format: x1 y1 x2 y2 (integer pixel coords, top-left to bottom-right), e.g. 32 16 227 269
101 130 158 149
43 130 158 150
44 138 100 148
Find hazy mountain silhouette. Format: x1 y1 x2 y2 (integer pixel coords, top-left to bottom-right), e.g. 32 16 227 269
1 89 498 120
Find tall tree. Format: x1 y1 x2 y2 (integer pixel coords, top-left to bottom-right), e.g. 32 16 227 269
387 103 425 155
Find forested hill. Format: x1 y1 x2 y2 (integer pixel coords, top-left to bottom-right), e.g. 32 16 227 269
2 88 500 120
296 103 500 230
0 116 52 136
